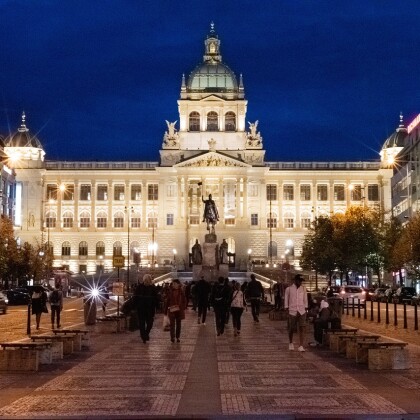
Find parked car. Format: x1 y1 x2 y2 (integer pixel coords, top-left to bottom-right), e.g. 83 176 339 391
395 287 417 304
6 288 31 305
339 285 366 306
371 288 388 302
0 291 8 314
323 285 341 298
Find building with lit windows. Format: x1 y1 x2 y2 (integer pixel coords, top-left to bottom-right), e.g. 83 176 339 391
3 26 396 284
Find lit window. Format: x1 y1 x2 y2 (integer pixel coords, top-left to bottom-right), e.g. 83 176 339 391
225 218 235 225
131 215 141 228
251 213 258 226
283 185 294 201
114 185 125 201
300 185 311 201
62 211 74 228
79 241 88 256
62 185 74 201
131 184 142 200
114 212 124 228
97 212 107 228
80 211 90 228
368 185 379 201
267 212 277 228
206 111 218 131
96 241 105 256
266 185 277 201
147 212 157 229
317 185 328 201
167 213 174 225
189 215 199 225
225 112 236 131
97 185 108 201
61 241 71 257
189 112 200 131
46 184 58 200
45 211 57 228
148 184 158 201
334 185 345 201
113 242 122 256
80 185 91 201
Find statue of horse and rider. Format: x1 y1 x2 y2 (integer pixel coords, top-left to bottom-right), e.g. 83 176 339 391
202 194 219 233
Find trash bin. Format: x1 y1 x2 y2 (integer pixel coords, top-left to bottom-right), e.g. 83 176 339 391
327 297 343 329
83 297 97 325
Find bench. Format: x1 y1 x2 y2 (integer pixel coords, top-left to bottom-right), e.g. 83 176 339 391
96 315 127 333
324 328 358 348
0 342 53 371
53 329 90 349
30 335 64 360
356 341 409 370
51 331 80 352
336 334 381 357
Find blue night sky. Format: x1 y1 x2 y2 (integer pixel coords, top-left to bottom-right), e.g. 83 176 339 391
0 0 419 163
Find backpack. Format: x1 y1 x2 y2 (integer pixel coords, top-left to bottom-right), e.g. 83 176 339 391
50 290 60 305
213 284 226 303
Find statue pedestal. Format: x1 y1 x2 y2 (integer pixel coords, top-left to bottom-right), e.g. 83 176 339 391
203 242 217 267
219 263 229 278
192 265 202 281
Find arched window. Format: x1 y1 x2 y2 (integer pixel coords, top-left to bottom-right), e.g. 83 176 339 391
189 111 200 131
96 241 105 256
97 211 107 228
61 241 71 257
131 212 141 228
283 212 295 229
62 211 74 228
80 211 90 228
206 111 218 131
267 212 277 229
114 211 124 228
113 241 122 256
300 211 312 229
45 211 57 228
225 112 236 131
147 211 157 229
268 241 278 258
79 241 88 256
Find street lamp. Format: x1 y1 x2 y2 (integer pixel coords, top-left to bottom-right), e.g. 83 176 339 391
125 206 133 291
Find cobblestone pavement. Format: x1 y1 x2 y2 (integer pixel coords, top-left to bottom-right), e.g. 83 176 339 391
1 304 420 419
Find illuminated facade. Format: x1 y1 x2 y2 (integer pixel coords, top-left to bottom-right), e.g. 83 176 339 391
4 26 395 283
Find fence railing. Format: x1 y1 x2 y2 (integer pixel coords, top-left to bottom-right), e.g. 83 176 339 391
343 298 419 331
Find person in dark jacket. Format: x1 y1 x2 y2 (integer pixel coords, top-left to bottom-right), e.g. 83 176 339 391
211 277 231 336
134 274 158 343
195 276 211 325
246 274 264 322
164 279 187 343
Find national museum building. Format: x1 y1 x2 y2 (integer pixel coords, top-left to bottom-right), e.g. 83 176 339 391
3 27 401 282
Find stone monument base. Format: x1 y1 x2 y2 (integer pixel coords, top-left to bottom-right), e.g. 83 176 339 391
201 266 218 283
203 242 218 267
192 264 203 281
218 263 229 278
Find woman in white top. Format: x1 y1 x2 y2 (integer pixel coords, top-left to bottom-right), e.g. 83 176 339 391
230 282 246 336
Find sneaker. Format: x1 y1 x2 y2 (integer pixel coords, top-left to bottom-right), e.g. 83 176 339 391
298 346 306 352
288 343 294 351
309 342 319 347
202 322 206 326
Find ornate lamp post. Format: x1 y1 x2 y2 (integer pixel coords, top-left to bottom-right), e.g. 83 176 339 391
125 206 133 291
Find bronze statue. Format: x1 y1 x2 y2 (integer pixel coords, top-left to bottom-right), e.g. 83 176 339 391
202 194 219 232
191 240 203 265
219 239 228 264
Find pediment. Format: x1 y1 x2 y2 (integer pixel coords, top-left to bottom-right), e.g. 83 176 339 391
200 94 226 102
174 151 250 168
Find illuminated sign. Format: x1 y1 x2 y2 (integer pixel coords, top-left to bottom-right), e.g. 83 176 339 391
408 113 420 134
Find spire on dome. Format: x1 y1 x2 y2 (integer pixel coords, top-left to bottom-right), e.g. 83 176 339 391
204 22 221 63
18 111 28 133
181 73 186 90
397 111 406 132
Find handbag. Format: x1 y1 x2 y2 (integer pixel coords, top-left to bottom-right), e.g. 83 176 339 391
168 305 180 313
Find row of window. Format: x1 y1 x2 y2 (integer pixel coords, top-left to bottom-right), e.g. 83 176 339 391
55 241 142 257
46 184 159 201
188 111 236 131
45 211 168 229
266 184 379 201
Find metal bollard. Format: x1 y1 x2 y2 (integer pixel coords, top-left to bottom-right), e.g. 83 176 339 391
394 302 398 326
352 298 355 317
415 304 418 331
357 299 361 318
385 301 389 325
364 300 367 320
377 301 381 323
370 300 374 321
403 303 408 329
346 298 349 315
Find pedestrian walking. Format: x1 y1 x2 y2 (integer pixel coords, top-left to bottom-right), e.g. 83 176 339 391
211 277 230 336
284 274 308 352
134 274 158 344
245 274 264 322
49 286 63 329
273 279 283 310
164 279 187 343
230 282 246 336
31 285 48 330
195 276 211 325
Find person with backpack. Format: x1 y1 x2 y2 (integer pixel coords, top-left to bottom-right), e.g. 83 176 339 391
230 282 247 336
211 277 230 336
49 287 63 329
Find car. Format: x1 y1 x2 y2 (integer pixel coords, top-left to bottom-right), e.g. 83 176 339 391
339 285 366 306
396 287 417 304
324 285 341 298
371 288 388 302
0 292 8 314
6 288 31 305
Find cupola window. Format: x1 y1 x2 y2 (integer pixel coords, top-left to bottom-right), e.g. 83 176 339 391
225 112 236 131
189 112 200 131
206 112 219 131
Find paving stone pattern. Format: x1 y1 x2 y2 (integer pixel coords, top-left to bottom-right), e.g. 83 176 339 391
1 307 419 417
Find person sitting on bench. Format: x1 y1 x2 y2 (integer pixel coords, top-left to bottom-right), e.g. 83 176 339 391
310 299 331 347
